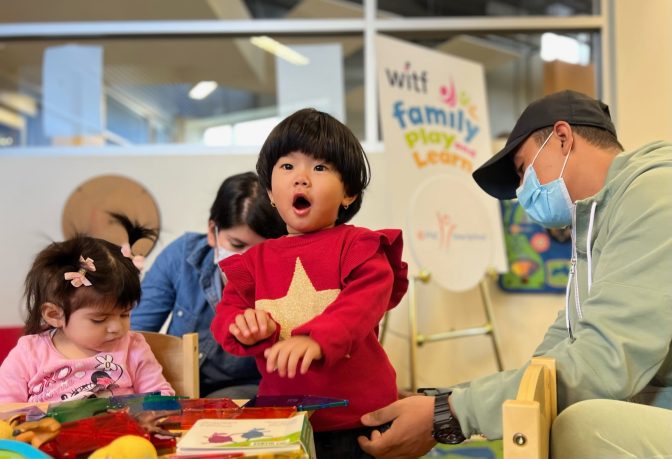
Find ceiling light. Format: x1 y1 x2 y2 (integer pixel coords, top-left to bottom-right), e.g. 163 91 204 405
250 36 309 66
541 33 590 65
189 81 218 100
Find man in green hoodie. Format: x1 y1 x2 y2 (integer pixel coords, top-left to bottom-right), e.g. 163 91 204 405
359 90 672 459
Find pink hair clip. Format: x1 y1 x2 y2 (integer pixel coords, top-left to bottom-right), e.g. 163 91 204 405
64 256 96 287
121 243 145 272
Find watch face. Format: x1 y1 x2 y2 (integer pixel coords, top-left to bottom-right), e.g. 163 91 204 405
432 393 466 444
435 426 466 444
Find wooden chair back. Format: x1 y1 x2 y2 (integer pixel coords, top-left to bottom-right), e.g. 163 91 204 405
138 331 199 399
503 357 557 459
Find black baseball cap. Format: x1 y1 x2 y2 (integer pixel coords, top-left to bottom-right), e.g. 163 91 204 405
472 90 617 199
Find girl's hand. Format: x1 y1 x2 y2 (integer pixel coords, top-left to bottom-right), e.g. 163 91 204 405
264 336 322 378
229 308 277 346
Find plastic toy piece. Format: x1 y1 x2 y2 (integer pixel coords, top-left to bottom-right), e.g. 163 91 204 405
141 395 183 412
0 439 52 459
47 398 109 423
47 392 168 423
0 405 46 423
243 395 348 411
88 434 157 459
163 454 243 459
146 433 177 457
234 407 298 419
134 410 181 437
158 407 297 430
157 408 239 431
10 416 60 448
40 412 148 459
178 398 238 410
108 392 161 414
0 420 12 439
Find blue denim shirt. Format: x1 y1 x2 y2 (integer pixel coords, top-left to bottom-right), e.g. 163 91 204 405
131 232 260 396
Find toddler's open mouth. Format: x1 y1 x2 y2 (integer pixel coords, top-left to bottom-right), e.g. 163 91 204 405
293 195 311 210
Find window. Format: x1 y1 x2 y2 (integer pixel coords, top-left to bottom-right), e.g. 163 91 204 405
0 0 607 152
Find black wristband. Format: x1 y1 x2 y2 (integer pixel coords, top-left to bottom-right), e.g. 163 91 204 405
432 393 466 444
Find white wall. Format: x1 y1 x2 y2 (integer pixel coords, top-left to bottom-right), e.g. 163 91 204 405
612 0 672 147
0 150 386 326
0 153 249 323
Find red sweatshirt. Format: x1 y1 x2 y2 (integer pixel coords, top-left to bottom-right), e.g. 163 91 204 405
211 224 408 431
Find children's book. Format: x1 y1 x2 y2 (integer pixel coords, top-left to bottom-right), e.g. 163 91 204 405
176 412 315 459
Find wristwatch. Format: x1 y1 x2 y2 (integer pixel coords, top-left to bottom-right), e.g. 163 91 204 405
432 392 466 444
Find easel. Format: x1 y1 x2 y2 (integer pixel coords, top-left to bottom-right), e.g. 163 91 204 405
405 270 503 392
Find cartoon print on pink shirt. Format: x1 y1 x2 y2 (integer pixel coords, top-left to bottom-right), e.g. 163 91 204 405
29 354 125 401
61 354 124 400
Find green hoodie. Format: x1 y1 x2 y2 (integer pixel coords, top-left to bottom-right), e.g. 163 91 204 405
451 140 672 439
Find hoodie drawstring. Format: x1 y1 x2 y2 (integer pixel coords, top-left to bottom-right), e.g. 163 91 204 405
565 201 597 339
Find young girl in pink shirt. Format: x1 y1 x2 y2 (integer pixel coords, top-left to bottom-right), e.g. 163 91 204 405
0 232 174 402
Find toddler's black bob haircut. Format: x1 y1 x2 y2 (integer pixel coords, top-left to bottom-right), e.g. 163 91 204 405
256 108 371 225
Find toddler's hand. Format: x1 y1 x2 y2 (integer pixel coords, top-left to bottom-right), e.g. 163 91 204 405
229 308 277 346
264 336 322 378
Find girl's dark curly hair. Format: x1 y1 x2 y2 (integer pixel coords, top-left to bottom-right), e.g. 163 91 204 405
23 213 152 335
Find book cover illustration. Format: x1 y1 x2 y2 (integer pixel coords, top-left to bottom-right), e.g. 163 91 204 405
177 412 315 458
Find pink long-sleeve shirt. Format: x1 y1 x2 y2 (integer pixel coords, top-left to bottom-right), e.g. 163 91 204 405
0 331 174 403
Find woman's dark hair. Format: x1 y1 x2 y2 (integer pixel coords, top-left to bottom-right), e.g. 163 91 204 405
256 108 371 225
23 235 142 335
209 172 287 239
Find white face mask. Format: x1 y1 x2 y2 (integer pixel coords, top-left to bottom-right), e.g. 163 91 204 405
214 246 237 265
213 225 240 265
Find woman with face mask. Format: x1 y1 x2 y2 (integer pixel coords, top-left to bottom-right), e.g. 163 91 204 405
131 172 287 398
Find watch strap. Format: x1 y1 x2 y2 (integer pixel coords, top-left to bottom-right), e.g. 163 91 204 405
432 393 466 444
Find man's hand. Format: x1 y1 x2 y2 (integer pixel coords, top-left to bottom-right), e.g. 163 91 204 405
358 395 437 459
229 308 277 346
264 336 322 378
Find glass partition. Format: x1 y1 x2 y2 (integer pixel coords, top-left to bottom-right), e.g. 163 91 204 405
395 30 601 140
375 0 598 17
0 0 607 151
0 35 364 148
0 0 363 22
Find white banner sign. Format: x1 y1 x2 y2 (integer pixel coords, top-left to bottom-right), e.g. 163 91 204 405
376 35 507 292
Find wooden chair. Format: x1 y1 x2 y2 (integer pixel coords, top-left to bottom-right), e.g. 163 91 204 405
503 357 557 459
421 357 557 459
138 331 200 399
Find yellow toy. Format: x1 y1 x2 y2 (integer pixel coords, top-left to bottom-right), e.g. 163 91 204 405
0 420 12 439
88 434 158 459
8 416 61 448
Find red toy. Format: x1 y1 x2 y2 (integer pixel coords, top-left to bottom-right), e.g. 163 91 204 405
40 412 153 458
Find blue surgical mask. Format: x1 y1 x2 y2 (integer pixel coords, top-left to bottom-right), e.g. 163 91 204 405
515 133 573 228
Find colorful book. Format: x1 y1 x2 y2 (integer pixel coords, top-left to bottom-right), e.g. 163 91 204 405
176 412 315 458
